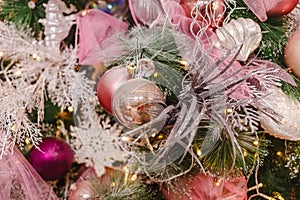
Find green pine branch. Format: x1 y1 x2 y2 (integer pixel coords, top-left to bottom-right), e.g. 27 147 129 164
194 129 269 177
0 0 89 38
0 0 47 37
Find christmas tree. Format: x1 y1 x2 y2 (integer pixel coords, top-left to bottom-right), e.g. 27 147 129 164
0 0 300 199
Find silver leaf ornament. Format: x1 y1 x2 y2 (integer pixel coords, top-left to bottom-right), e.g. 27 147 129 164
216 18 262 62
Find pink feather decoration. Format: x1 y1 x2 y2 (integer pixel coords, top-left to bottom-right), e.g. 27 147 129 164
0 147 58 200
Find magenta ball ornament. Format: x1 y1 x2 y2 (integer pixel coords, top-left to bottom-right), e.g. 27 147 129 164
97 66 132 114
28 137 73 180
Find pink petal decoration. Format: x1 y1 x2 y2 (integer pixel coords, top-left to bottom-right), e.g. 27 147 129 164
250 60 296 86
243 0 267 22
76 9 128 65
0 147 58 200
202 30 252 100
162 173 247 200
243 0 280 22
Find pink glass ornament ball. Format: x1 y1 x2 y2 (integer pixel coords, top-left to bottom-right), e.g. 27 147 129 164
285 28 300 79
267 0 298 18
28 137 73 180
97 66 132 114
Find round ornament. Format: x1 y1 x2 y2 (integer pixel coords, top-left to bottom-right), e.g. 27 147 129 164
129 0 161 25
97 66 132 114
267 0 298 18
28 137 73 180
137 58 156 77
180 0 225 30
112 79 166 129
285 28 300 79
69 167 100 200
69 167 120 200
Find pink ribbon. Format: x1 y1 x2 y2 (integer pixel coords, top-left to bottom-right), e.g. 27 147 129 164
0 147 59 200
76 9 128 65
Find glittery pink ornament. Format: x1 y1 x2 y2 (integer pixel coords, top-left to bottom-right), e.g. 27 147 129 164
28 137 73 180
97 66 132 114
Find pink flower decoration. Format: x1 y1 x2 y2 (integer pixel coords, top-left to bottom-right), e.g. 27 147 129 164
162 173 248 200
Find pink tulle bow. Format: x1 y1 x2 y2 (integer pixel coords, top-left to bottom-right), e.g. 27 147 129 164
0 147 58 200
151 1 200 37
76 9 128 65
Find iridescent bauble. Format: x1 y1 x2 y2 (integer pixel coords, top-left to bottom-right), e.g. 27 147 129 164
69 167 117 200
91 0 126 16
112 79 166 128
28 137 73 180
267 0 298 18
137 58 156 77
180 0 225 30
68 168 99 200
97 66 132 114
285 28 300 79
129 0 161 25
